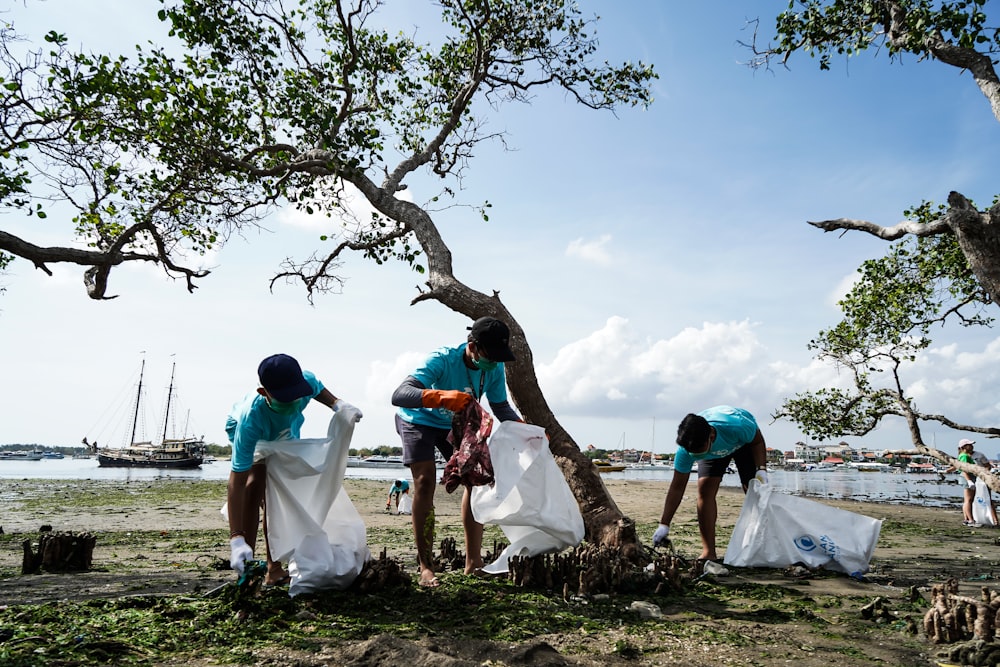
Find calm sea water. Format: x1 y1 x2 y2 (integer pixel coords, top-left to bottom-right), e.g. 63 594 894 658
0 458 968 508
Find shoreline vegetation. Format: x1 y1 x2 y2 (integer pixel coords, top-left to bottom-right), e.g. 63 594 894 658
0 477 996 666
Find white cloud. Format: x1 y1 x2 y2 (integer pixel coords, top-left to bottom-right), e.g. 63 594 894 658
536 316 1000 448
537 316 789 420
365 352 428 408
566 234 613 266
828 270 860 307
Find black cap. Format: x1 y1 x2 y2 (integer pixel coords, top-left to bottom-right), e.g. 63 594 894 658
257 354 312 402
468 317 515 362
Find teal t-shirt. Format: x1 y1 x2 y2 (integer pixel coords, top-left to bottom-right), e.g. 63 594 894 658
396 343 509 430
225 370 324 473
672 406 759 475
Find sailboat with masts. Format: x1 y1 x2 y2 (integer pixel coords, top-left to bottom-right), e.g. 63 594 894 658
94 359 205 469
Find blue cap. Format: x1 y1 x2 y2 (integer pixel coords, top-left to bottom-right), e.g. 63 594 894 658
257 354 312 402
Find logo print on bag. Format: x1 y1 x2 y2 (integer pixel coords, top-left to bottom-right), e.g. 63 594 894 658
794 534 841 560
794 535 818 553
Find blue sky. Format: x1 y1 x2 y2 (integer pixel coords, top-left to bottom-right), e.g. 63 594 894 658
3 1 1000 458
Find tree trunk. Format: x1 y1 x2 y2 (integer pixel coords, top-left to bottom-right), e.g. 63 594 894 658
381 196 638 553
946 194 1000 309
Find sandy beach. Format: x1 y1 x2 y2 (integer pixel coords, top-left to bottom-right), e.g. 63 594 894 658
1 476 994 599
0 476 997 666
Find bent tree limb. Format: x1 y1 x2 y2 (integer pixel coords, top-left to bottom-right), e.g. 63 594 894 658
889 446 1000 495
810 193 1000 309
0 227 210 300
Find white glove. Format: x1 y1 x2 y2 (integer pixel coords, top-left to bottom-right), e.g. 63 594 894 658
333 399 363 423
754 469 769 485
966 478 976 489
652 523 670 547
229 536 253 575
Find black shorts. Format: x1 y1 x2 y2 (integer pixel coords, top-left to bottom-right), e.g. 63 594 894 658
696 444 757 488
395 414 454 465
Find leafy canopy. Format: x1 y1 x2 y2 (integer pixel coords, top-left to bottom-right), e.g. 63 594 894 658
2 0 655 298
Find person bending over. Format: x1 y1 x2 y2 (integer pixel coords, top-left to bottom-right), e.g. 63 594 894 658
653 406 767 562
226 353 361 586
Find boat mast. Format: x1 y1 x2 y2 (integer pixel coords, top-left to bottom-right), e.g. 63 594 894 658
649 417 655 464
161 361 176 444
130 358 145 445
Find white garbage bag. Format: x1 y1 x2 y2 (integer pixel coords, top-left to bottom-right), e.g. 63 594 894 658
253 405 370 596
397 493 412 515
471 421 585 574
973 479 997 526
723 480 882 578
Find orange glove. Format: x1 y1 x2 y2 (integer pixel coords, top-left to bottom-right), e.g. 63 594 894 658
421 389 473 412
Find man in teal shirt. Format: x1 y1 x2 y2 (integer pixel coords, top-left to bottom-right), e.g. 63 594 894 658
391 316 521 587
225 353 360 586
653 406 768 562
386 478 411 512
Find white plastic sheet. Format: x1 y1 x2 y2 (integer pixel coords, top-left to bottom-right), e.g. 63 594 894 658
973 479 997 526
253 405 370 596
723 480 882 578
471 421 585 574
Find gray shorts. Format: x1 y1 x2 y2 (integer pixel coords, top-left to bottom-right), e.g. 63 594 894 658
696 444 757 488
395 414 453 465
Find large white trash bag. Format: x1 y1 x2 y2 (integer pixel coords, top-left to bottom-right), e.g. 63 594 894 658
973 479 997 526
723 480 882 578
471 421 585 575
254 405 370 596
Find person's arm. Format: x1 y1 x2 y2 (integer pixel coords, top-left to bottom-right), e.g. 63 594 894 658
394 375 473 411
313 387 339 409
227 469 250 538
488 400 521 422
659 471 690 526
391 376 426 408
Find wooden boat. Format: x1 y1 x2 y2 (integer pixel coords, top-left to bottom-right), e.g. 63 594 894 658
93 359 205 469
593 459 626 473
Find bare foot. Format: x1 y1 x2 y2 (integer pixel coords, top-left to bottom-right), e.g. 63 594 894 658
418 566 440 588
464 558 484 575
265 566 290 587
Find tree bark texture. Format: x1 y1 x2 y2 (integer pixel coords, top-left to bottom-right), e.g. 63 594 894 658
376 195 638 553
